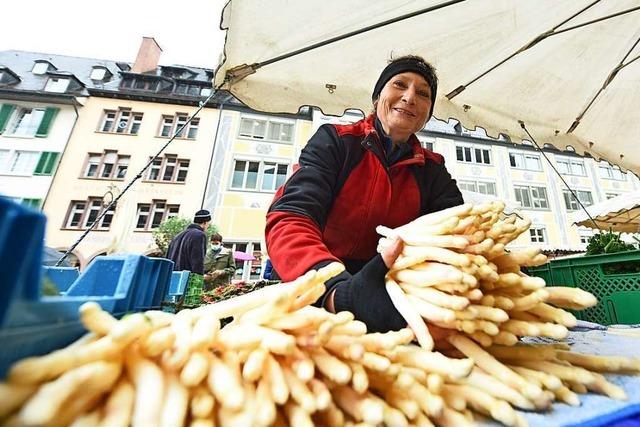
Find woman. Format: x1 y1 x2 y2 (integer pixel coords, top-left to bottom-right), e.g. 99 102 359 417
266 55 463 333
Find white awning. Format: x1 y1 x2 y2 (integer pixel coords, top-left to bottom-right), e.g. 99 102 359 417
573 191 640 233
216 0 640 174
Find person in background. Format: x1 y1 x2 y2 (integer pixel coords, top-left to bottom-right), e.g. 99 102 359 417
265 55 463 335
167 210 210 275
204 233 236 290
263 258 274 280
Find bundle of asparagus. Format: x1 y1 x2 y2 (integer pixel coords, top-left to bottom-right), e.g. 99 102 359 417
1 262 479 427
377 202 639 419
2 202 639 427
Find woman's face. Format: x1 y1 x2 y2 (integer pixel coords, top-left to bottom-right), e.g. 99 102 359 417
375 72 432 142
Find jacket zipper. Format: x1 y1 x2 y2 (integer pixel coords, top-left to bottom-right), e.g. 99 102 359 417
362 133 391 178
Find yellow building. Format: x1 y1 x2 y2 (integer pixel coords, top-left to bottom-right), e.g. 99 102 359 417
202 108 313 280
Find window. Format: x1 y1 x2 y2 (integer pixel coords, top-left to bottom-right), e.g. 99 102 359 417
456 144 491 164
239 116 295 143
4 150 39 175
599 163 625 181
90 67 107 81
135 200 179 230
458 180 497 196
144 155 189 183
232 160 260 190
99 109 143 135
64 198 115 230
33 152 60 176
83 151 130 180
6 107 45 137
579 230 592 244
44 77 70 93
230 241 263 280
123 78 160 92
230 159 290 192
158 114 199 139
562 189 594 211
514 185 549 209
509 152 542 171
529 227 547 243
261 162 289 191
32 61 52 75
556 157 586 176
419 137 435 151
174 83 209 96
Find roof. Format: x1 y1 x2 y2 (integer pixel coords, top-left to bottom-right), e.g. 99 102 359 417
0 50 236 106
0 50 122 95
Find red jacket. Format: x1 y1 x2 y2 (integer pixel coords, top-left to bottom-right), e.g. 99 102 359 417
266 114 463 281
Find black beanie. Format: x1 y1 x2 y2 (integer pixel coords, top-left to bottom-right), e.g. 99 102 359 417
372 57 438 119
194 209 211 222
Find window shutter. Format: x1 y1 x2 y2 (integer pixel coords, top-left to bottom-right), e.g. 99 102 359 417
44 152 60 175
34 152 49 174
0 104 16 133
35 107 59 137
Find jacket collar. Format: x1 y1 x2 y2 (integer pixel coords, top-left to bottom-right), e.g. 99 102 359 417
364 114 425 167
187 223 204 230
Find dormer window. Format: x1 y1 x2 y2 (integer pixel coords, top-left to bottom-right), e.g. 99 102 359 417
90 66 112 82
91 67 106 81
32 61 55 75
44 77 70 93
0 67 20 86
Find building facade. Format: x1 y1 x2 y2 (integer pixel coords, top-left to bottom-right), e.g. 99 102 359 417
0 51 86 211
201 107 313 280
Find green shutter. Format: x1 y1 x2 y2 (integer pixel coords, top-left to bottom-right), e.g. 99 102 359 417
34 152 49 174
22 199 42 209
34 152 60 175
44 152 59 175
35 107 59 137
0 104 16 133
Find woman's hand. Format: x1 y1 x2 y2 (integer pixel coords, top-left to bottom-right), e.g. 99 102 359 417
381 236 404 268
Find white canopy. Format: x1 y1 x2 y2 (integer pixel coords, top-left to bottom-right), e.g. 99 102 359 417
216 0 640 174
573 191 640 233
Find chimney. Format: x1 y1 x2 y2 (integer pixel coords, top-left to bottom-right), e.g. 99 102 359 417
131 37 162 74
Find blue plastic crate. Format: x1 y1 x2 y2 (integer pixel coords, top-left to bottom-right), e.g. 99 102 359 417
0 197 45 326
0 199 174 377
167 270 191 302
43 266 80 293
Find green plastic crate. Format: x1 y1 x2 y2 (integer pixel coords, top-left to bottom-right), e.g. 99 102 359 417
183 273 204 307
528 250 640 325
605 291 640 325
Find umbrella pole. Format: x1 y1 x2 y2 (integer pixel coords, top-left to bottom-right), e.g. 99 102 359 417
519 122 601 232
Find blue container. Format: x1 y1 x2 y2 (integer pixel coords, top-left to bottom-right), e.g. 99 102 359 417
0 199 174 377
167 270 191 302
0 197 45 326
43 266 80 293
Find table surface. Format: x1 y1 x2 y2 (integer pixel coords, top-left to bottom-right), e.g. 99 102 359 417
478 326 640 427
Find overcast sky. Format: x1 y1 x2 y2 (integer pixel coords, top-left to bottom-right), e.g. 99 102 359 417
0 0 227 69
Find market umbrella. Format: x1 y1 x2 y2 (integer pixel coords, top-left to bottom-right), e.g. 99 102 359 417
572 190 640 232
215 0 640 174
233 251 256 261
